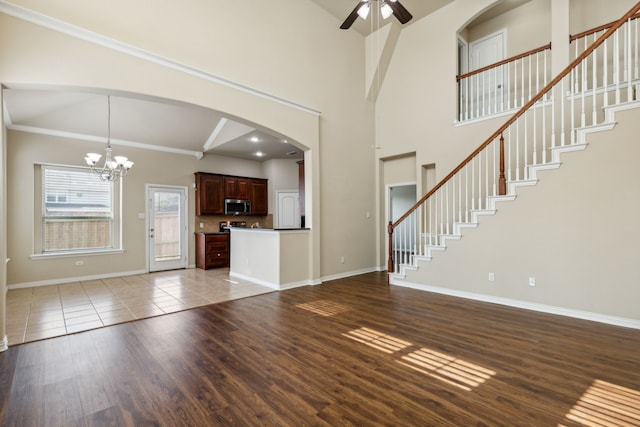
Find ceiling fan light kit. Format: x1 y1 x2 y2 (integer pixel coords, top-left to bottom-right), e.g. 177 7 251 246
340 0 413 30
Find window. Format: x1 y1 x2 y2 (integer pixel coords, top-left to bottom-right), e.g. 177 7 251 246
39 164 119 253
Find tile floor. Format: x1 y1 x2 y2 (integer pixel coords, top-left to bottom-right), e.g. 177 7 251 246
6 268 274 346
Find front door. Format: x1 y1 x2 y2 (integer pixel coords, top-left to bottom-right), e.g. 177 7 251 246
147 185 187 272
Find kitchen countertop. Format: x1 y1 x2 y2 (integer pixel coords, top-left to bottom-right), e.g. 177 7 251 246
194 231 229 235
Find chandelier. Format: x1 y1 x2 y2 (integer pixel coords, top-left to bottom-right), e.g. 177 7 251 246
84 96 134 182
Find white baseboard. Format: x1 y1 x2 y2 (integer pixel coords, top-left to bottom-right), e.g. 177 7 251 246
392 279 640 330
8 269 147 290
228 272 312 291
321 267 379 283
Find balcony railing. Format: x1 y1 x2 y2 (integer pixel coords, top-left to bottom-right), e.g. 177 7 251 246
457 43 552 122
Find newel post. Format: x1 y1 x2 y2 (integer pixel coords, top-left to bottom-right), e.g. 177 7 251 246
498 133 507 196
387 221 394 273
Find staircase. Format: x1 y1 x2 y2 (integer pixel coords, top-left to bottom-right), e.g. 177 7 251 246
388 4 640 284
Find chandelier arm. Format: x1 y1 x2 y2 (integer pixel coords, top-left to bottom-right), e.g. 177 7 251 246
83 95 133 182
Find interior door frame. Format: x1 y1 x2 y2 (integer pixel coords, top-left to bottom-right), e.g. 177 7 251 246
145 184 188 272
385 182 417 270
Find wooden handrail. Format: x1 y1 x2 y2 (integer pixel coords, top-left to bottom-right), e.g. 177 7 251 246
391 1 640 231
570 11 640 42
456 42 552 81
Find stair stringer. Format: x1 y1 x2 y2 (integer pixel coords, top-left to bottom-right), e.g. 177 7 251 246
390 101 640 282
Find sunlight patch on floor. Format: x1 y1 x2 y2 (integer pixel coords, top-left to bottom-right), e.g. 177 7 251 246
296 299 350 317
398 348 496 391
564 379 640 427
342 327 412 354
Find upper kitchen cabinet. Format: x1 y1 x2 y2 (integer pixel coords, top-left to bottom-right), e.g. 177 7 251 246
195 172 268 216
194 172 224 215
250 178 268 216
224 176 251 200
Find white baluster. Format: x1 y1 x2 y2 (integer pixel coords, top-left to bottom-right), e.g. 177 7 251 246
521 58 525 108
627 19 633 102
592 33 598 125
465 165 469 223
517 118 522 180
604 36 609 108
471 157 476 210
570 68 576 144
445 181 450 235
635 17 639 85
615 31 621 104
507 126 513 182
485 149 489 205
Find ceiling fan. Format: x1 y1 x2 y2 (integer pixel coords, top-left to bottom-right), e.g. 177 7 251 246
340 0 413 30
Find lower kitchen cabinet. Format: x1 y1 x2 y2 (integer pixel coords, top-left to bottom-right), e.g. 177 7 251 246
195 233 229 269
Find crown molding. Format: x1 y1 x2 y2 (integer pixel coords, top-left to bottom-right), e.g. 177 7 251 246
7 124 204 159
0 0 321 117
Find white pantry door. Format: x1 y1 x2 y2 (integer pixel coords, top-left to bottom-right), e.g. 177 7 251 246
276 191 300 229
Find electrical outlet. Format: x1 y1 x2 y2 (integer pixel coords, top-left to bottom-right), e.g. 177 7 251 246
340 256 345 264
488 272 495 281
529 277 536 287
75 260 84 266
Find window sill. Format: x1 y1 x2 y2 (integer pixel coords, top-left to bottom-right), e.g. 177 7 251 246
30 248 125 260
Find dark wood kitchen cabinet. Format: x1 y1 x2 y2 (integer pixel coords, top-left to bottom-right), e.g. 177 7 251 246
224 176 250 199
195 172 267 216
250 178 268 216
194 173 224 215
195 233 229 269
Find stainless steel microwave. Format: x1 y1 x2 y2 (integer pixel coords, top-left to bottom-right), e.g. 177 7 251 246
224 199 251 216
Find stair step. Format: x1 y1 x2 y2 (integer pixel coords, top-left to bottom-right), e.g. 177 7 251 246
488 195 516 209
604 100 640 122
528 162 561 179
393 98 640 282
551 143 588 162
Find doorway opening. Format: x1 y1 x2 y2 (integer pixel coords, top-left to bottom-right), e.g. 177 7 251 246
387 183 417 270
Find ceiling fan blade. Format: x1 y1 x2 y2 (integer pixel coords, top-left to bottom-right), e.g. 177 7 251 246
340 2 362 30
387 0 413 25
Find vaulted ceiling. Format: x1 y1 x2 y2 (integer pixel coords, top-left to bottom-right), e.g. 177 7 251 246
2 1 529 163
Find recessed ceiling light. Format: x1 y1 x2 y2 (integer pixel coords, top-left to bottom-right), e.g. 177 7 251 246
250 136 260 143
255 151 265 157
282 139 289 144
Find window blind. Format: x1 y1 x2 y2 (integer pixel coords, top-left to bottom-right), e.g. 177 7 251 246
42 165 114 252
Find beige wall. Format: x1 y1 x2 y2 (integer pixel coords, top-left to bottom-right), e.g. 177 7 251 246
402 107 640 320
263 158 300 215
569 0 637 34
6 130 270 285
0 0 378 291
375 0 640 321
466 0 551 56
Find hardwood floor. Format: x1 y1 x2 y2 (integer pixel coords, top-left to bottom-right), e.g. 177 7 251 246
0 271 639 426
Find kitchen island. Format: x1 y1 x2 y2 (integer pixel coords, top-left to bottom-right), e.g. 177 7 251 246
229 228 311 290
